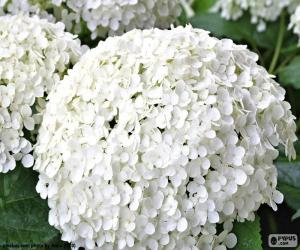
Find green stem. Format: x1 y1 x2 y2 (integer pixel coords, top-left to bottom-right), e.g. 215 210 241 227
269 12 285 74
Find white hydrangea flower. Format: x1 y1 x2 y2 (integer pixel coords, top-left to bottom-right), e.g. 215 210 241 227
212 0 290 30
212 0 300 43
0 14 83 173
1 0 184 39
289 5 300 43
34 26 297 250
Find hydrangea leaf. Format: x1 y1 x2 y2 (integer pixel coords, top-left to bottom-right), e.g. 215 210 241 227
232 216 262 250
192 0 216 13
0 166 59 247
279 37 299 56
276 159 300 210
279 56 300 89
276 158 300 189
277 183 300 211
189 13 279 49
292 209 300 221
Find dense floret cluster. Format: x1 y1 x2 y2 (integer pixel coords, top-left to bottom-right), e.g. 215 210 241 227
0 14 82 173
0 0 184 39
289 5 300 40
213 0 300 44
34 26 296 249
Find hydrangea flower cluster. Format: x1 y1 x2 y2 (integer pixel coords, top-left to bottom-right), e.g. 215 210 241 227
1 0 184 39
289 5 300 40
0 14 82 173
34 26 297 249
212 0 300 43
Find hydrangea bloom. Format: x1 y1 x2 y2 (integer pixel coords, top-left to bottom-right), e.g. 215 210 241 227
0 0 184 39
213 0 300 43
34 26 297 249
0 14 82 173
212 0 289 31
289 5 300 40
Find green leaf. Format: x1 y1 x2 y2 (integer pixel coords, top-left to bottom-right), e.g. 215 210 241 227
276 159 300 210
178 6 189 26
279 56 300 89
189 13 252 41
277 183 300 211
192 0 216 13
292 209 300 221
189 13 279 49
0 166 59 249
232 216 262 250
280 41 300 56
276 158 300 189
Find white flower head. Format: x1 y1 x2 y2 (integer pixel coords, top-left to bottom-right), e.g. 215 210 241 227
34 26 297 249
213 0 300 44
212 0 290 25
289 5 300 44
0 14 83 173
1 0 184 39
